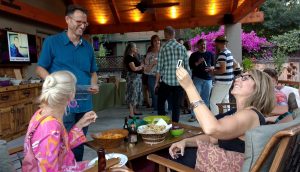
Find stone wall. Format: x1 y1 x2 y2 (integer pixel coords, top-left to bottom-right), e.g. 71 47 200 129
255 62 299 81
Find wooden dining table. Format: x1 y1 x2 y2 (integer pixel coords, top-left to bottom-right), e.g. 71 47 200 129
85 122 203 161
85 122 202 171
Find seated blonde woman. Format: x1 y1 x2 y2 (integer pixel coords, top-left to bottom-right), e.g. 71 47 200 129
169 68 275 171
22 71 97 171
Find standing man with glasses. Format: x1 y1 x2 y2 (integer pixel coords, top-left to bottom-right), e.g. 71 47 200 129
36 5 99 161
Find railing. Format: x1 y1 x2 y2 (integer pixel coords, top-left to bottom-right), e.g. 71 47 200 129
96 56 124 72
278 80 300 88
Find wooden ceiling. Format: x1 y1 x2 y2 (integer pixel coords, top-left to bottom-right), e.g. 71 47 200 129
0 0 265 34
70 0 265 34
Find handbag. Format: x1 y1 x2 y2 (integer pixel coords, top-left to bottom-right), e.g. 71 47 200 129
22 112 68 172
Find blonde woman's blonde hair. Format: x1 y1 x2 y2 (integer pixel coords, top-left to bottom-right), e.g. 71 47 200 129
39 71 77 108
244 69 275 115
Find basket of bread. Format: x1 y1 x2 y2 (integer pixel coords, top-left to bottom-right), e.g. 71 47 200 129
137 119 172 144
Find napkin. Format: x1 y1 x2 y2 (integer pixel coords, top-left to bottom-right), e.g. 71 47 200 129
155 118 172 131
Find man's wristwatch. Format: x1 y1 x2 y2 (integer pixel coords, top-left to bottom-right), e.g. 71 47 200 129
190 100 205 109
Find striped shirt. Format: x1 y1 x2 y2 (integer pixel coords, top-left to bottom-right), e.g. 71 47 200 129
215 48 234 84
157 39 190 86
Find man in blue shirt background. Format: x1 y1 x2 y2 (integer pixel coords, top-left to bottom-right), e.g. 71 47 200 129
36 5 99 161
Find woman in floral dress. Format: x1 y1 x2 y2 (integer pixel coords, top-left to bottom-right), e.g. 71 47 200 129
22 71 97 172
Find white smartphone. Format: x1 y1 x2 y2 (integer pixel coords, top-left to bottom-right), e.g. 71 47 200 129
176 60 182 68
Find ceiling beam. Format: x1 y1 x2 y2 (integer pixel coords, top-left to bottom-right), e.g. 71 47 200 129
232 0 265 23
152 9 157 22
88 16 223 34
63 0 75 7
191 0 195 17
239 11 264 23
230 0 239 13
107 0 120 24
149 0 157 22
0 0 65 29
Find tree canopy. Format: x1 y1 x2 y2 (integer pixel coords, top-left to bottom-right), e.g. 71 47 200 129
243 0 300 38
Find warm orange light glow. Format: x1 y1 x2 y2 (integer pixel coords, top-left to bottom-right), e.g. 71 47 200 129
132 10 142 22
97 17 107 24
170 6 178 19
208 0 217 15
238 0 246 7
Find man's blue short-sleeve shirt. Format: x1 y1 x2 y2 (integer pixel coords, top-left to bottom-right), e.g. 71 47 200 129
38 31 98 113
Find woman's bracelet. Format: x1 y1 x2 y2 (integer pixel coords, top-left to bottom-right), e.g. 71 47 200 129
190 100 205 109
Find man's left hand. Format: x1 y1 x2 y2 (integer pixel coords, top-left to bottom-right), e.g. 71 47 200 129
88 84 99 94
205 66 214 72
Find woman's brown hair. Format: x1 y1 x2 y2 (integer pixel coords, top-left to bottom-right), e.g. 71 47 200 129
245 69 276 115
147 35 160 53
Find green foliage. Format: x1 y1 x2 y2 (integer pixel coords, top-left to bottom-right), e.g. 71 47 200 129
270 29 300 74
182 26 219 40
243 0 300 38
272 48 287 74
242 58 254 71
97 44 107 57
271 29 300 53
92 34 108 57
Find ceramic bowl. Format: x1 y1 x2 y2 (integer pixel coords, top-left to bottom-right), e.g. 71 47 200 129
170 126 184 137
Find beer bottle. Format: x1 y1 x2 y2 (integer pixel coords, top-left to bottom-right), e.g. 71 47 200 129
123 117 128 130
123 117 129 142
97 147 106 172
128 116 138 146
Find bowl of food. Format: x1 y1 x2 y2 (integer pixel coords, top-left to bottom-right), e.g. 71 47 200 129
30 79 41 84
91 129 128 149
10 79 22 86
170 126 184 137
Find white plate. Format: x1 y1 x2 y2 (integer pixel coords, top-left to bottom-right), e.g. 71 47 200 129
88 153 128 168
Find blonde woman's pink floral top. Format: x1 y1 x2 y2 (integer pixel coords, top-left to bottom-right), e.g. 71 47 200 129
23 109 90 172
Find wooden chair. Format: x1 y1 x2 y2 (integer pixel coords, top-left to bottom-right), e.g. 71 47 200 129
147 123 300 172
250 123 300 172
8 145 24 171
216 103 236 114
8 145 24 155
278 80 300 88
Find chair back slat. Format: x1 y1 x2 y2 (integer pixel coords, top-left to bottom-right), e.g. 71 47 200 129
282 135 300 172
269 137 291 172
216 103 236 114
250 123 300 172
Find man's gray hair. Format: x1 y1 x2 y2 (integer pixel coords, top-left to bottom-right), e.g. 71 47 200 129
164 26 175 36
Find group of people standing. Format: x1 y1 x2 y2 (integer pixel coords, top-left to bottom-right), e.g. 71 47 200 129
17 3 299 172
124 26 238 123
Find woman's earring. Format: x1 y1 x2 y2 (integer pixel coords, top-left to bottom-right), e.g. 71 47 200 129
68 99 78 108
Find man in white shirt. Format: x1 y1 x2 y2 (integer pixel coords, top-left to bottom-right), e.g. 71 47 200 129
277 85 300 109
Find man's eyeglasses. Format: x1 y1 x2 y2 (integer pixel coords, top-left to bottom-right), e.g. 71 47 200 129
235 74 253 81
69 16 89 27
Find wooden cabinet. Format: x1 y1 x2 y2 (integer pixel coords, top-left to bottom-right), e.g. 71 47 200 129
0 84 41 141
14 104 28 131
24 102 34 127
0 91 18 104
0 106 15 137
18 88 35 100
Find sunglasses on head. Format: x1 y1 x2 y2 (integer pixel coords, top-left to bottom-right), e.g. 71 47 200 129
235 74 253 81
